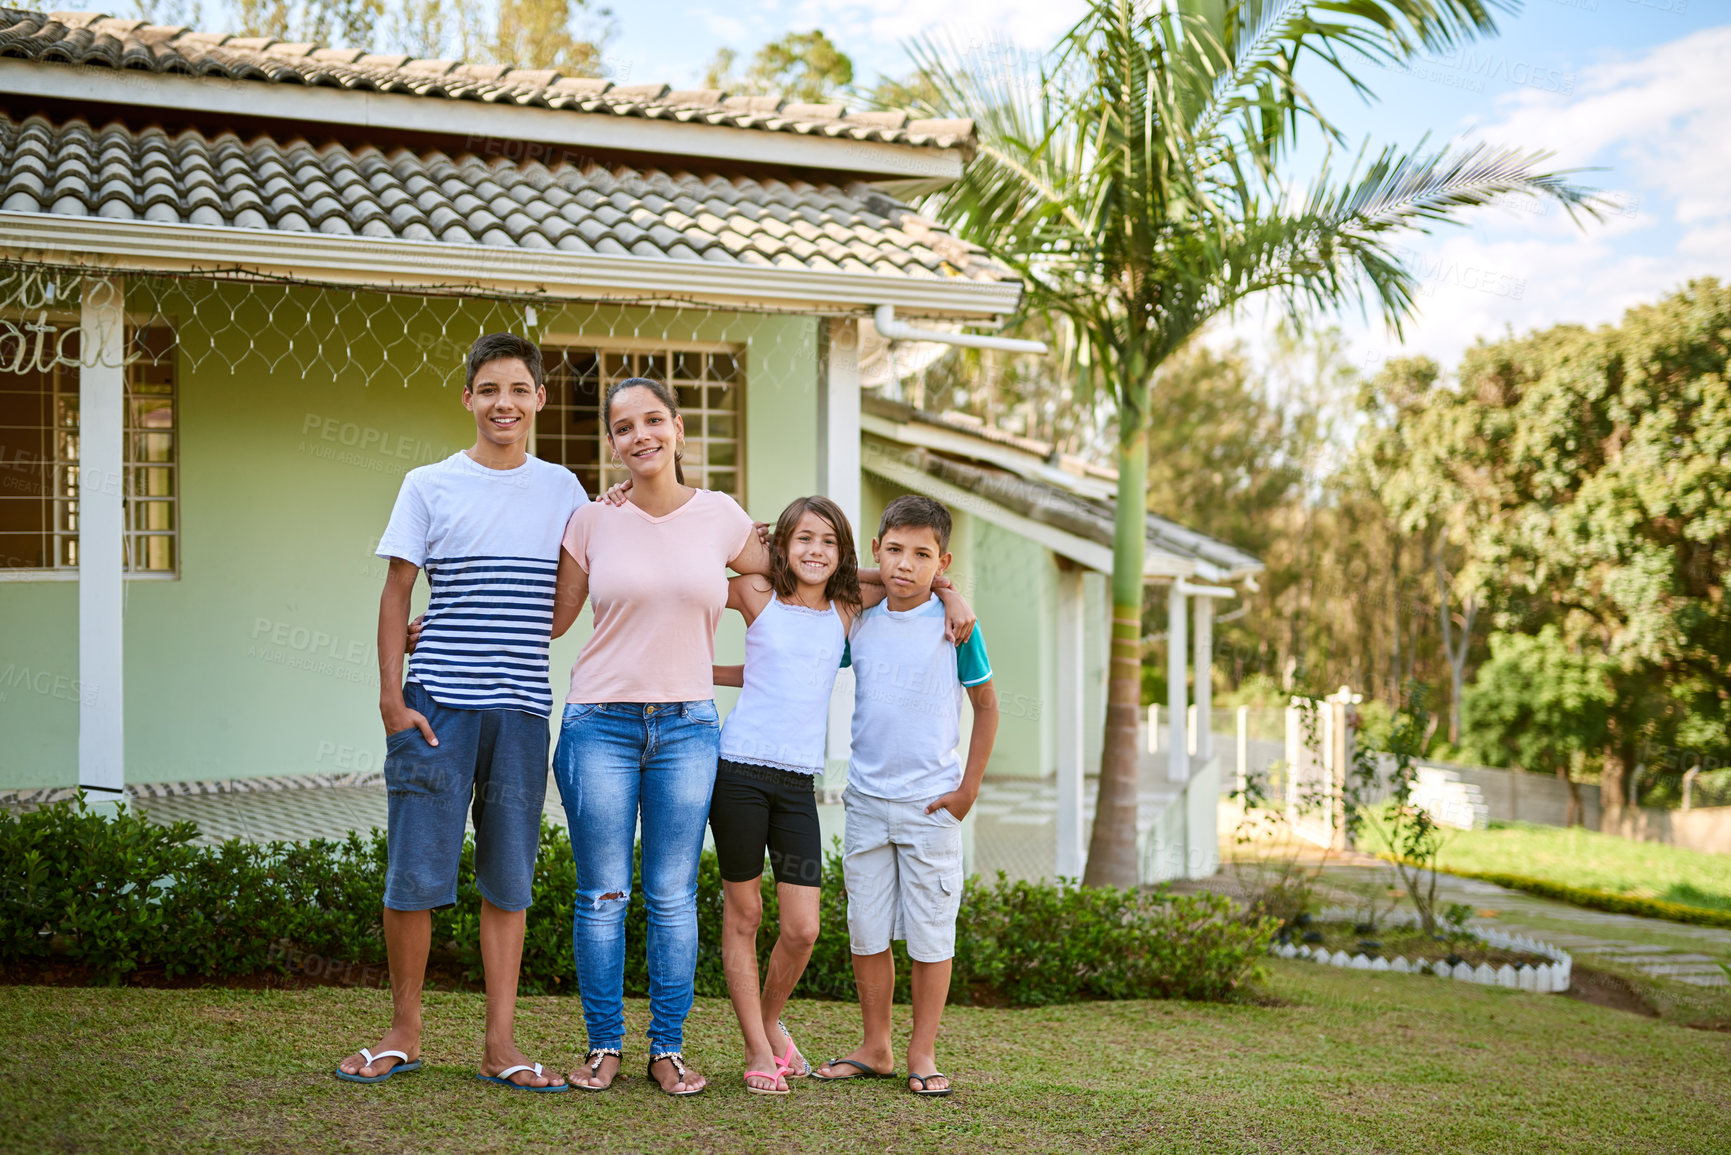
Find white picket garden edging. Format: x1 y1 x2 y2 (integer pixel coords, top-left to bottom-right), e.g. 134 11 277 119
1269 908 1572 993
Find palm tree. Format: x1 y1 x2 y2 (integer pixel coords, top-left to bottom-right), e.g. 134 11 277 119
902 0 1600 888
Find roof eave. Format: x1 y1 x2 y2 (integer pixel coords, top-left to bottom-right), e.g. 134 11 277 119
861 435 1161 577
0 212 1022 318
861 415 1265 582
2 59 966 183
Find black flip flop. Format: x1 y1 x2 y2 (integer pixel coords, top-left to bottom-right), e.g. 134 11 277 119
908 1072 953 1097
811 1058 896 1081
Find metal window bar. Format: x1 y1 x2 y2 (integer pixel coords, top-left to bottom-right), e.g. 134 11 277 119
539 343 744 503
0 316 178 577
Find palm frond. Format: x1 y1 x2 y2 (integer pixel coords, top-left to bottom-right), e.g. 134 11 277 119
1315 140 1606 233
1185 0 1316 147
1178 0 1517 171
900 0 1601 426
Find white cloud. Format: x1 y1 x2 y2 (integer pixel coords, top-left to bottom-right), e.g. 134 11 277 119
1332 24 1731 373
703 14 749 46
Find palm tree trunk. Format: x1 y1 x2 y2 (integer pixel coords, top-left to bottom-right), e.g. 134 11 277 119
1082 423 1147 889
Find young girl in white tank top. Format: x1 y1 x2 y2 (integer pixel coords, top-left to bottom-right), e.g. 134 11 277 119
708 495 974 1096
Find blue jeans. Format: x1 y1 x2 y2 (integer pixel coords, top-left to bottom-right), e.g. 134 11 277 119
382 682 549 912
552 700 719 1055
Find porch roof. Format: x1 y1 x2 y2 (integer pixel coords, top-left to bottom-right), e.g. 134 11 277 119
0 111 1019 316
0 8 1021 316
861 396 1264 585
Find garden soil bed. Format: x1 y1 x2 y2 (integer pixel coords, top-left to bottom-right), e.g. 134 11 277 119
1285 921 1553 969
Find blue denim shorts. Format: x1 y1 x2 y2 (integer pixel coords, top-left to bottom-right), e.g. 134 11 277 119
382 681 550 912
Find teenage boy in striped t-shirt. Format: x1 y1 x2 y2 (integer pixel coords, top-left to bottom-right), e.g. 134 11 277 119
335 334 585 1093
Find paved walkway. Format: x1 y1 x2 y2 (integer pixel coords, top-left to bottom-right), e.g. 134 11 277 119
1197 859 1731 989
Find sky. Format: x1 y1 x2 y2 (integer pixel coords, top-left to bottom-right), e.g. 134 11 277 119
604 0 1730 378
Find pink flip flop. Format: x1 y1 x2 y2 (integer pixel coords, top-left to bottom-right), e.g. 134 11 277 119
744 1069 789 1095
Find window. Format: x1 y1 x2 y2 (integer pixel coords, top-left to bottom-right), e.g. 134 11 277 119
0 322 178 576
538 344 743 502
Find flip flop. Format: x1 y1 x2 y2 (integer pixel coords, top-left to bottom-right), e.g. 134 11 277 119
774 1020 811 1079
908 1072 953 1097
744 1069 789 1096
334 1047 422 1084
647 1052 705 1096
811 1058 895 1081
476 1062 570 1093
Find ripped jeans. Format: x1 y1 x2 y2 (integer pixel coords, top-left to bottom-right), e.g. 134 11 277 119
552 701 720 1056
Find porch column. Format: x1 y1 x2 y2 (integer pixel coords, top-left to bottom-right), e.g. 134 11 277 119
819 317 861 532
1167 581 1187 783
1193 594 1214 765
79 276 125 805
820 317 862 789
1055 562 1087 879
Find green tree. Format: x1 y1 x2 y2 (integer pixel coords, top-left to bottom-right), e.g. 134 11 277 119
232 0 384 46
129 0 205 27
1141 341 1305 558
905 0 1598 887
489 0 610 76
1454 280 1731 819
229 0 610 73
704 29 854 102
1461 627 1613 826
1360 354 1500 746
899 314 1103 455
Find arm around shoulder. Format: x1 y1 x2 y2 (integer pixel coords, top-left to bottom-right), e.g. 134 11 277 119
726 573 773 624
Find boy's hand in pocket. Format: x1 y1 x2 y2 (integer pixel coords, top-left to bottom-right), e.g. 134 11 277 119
381 702 438 746
926 789 975 822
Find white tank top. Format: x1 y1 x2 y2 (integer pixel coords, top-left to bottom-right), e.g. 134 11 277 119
719 596 846 774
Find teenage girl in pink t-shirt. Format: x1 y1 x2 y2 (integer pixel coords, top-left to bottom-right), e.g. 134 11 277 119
549 376 771 1097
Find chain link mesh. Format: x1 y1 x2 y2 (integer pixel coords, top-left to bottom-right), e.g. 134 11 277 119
0 260 838 389
0 256 853 577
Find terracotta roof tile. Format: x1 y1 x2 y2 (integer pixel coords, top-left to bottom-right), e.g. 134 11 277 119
8 8 975 153
0 112 1015 285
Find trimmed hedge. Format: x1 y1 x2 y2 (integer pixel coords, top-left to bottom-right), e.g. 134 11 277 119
1 796 1275 1003
1377 854 1731 930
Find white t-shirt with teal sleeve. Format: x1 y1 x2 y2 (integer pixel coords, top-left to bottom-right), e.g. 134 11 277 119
846 595 992 801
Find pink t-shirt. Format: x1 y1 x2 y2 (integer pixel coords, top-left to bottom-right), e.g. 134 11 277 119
563 489 755 703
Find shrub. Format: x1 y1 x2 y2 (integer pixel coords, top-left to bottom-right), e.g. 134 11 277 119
0 796 1275 1003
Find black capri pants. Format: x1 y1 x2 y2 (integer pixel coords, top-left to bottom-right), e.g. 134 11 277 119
709 758 824 887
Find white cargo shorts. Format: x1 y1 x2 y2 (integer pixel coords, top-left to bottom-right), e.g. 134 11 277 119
841 786 964 963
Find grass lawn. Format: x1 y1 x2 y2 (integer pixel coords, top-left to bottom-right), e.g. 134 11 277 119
1433 822 1731 914
5 964 1729 1154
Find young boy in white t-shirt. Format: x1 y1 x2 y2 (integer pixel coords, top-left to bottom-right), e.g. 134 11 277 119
335 333 585 1093
812 495 999 1097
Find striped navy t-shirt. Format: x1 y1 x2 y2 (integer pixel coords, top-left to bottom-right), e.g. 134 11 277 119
376 451 587 716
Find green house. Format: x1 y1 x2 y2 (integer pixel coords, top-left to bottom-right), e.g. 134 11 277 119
0 9 1259 882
